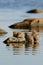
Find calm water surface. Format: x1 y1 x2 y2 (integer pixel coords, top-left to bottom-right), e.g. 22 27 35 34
0 8 43 65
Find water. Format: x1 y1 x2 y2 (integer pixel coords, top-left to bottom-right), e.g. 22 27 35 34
0 0 43 65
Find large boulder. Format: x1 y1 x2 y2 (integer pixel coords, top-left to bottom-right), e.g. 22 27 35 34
26 9 43 13
0 29 7 36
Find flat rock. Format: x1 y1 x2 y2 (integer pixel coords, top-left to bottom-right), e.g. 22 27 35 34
0 29 7 36
9 18 43 29
26 9 43 13
3 37 25 44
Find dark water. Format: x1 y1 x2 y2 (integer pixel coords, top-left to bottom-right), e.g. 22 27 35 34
0 0 43 65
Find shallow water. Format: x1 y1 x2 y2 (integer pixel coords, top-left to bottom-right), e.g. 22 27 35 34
0 8 43 65
0 0 43 64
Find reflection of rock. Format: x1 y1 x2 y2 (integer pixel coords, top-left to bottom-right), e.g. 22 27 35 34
8 43 25 48
25 42 39 49
12 43 25 48
26 9 43 13
25 42 33 48
9 18 39 29
32 42 39 55
33 42 39 49
4 42 25 48
0 29 7 36
4 39 25 48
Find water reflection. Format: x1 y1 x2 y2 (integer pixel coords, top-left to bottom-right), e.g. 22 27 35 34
29 26 43 33
25 42 39 55
5 42 39 55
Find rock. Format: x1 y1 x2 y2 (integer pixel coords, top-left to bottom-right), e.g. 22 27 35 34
17 32 25 38
13 32 18 37
9 19 29 29
0 29 7 36
7 37 18 43
13 32 25 38
3 38 10 46
26 9 43 13
32 30 40 42
25 32 34 44
18 37 25 43
34 34 40 42
3 31 40 46
9 18 40 29
3 37 25 44
32 30 38 37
